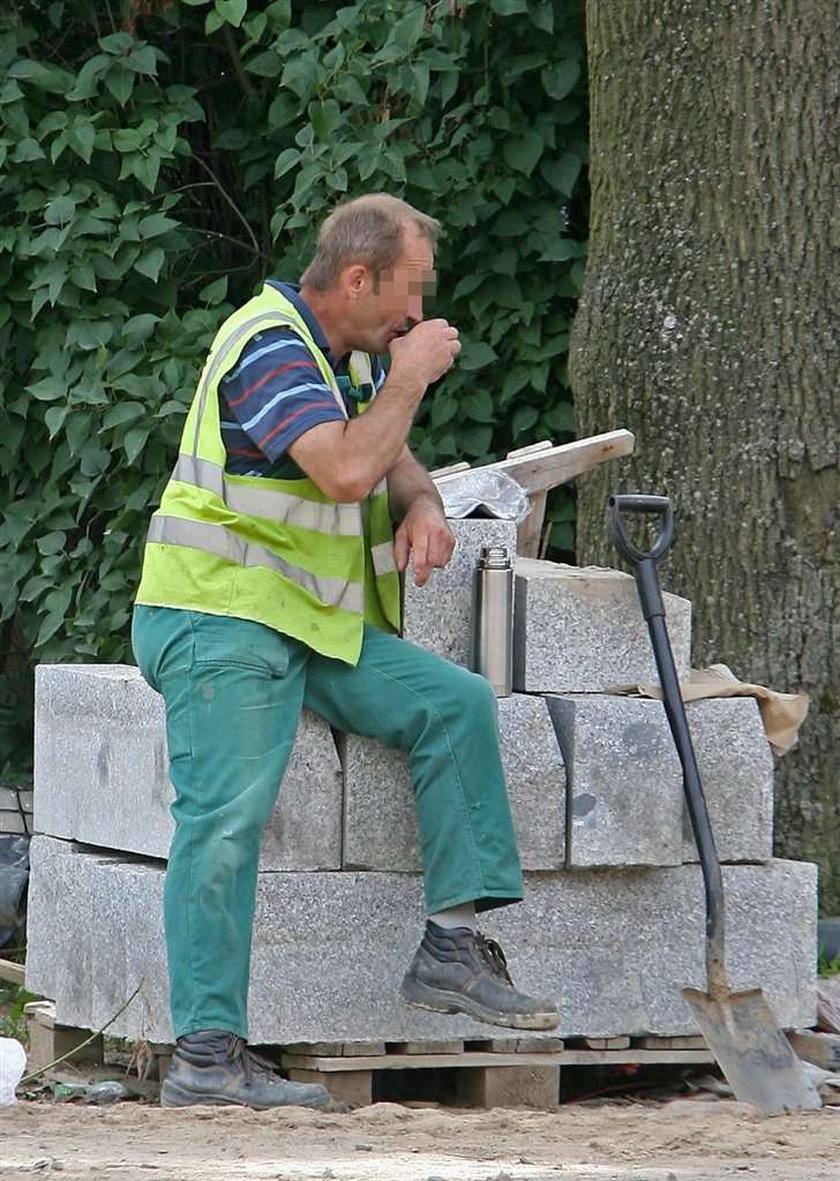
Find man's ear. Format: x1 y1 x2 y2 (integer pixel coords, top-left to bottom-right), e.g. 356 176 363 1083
342 263 369 297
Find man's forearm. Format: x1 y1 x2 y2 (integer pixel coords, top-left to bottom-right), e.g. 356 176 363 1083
340 372 427 496
386 448 445 523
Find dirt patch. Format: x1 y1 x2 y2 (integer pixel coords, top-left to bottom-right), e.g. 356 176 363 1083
1 1098 839 1180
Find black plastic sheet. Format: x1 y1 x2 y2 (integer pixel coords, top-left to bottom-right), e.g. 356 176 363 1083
0 833 29 949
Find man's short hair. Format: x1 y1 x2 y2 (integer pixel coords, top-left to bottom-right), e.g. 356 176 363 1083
300 193 440 291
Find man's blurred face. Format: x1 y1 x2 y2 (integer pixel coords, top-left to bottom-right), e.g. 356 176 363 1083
350 223 436 353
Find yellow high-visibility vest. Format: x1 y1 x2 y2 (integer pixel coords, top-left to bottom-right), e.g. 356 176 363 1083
135 283 401 664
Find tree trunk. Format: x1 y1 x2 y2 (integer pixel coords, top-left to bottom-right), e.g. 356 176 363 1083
570 2 838 907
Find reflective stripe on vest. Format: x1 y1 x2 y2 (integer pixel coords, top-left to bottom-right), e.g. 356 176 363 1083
371 540 398 577
147 515 365 614
171 455 361 536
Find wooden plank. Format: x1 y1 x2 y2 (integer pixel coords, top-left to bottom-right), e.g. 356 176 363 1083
388 1040 464 1055
282 1042 345 1056
24 1000 55 1029
456 1063 559 1110
342 1042 387 1057
287 1067 372 1107
566 1036 631 1050
432 430 635 496
0 958 25 986
429 460 471 479
516 489 548 559
788 1029 840 1071
467 1037 564 1053
505 440 555 461
281 1041 386 1056
279 1047 715 1073
636 1035 707 1051
26 1019 103 1075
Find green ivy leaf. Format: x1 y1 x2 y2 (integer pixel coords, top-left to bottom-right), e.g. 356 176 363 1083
138 212 180 238
36 531 66 556
44 195 76 226
134 247 165 282
102 402 146 430
512 404 539 435
199 276 228 304
126 45 158 75
26 375 67 401
462 389 496 423
541 151 582 197
245 50 283 77
44 405 70 439
539 238 587 262
98 32 135 54
124 424 151 463
69 121 96 163
274 147 300 179
542 59 581 101
121 314 160 345
458 341 498 371
105 64 135 106
215 0 248 28
11 137 46 162
503 129 544 176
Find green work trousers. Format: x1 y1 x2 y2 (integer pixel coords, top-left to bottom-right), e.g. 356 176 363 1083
131 605 524 1040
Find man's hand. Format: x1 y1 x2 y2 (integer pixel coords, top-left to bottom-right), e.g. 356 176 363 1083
393 498 456 587
389 319 461 391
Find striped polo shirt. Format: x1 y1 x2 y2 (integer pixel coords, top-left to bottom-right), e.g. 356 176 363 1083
218 281 386 477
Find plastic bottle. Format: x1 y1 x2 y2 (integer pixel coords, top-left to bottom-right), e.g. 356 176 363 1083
471 545 514 696
0 1037 27 1106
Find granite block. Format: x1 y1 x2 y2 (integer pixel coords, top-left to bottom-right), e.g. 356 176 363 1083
341 692 566 871
546 694 774 868
513 560 692 693
33 663 342 870
26 836 817 1045
402 517 518 667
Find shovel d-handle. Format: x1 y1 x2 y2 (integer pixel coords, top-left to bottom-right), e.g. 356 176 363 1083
608 493 727 996
608 495 675 624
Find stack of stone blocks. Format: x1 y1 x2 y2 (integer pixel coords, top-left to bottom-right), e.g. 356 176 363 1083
26 518 817 1047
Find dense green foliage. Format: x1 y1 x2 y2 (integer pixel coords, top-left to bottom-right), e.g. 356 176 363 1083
0 0 587 780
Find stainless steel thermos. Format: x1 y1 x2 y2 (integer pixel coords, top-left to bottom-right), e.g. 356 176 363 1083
471 545 514 696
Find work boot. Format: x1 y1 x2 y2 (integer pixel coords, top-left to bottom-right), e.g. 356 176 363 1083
399 921 559 1031
160 1029 332 1109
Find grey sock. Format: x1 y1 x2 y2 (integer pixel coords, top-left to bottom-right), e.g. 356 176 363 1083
427 903 476 930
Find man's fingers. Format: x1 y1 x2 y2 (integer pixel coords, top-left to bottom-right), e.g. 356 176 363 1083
411 532 431 586
393 528 410 573
427 527 455 570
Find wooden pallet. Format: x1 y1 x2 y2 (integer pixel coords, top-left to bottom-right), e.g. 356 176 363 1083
0 958 25 986
17 1007 714 1110
23 1001 104 1075
280 1035 713 1109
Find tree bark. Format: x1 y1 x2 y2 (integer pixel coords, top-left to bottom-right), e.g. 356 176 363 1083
570 2 838 906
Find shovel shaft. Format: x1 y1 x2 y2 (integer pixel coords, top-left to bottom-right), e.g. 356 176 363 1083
608 496 727 995
645 605 727 994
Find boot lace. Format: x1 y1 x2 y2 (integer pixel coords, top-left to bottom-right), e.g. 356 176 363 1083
476 932 514 986
225 1036 280 1086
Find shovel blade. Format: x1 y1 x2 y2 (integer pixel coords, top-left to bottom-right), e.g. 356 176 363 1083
683 985 822 1114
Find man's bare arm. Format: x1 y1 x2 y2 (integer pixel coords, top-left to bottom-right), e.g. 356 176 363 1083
386 446 444 522
288 320 460 502
387 445 455 586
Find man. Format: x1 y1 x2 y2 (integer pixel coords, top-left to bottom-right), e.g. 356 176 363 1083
132 193 558 1110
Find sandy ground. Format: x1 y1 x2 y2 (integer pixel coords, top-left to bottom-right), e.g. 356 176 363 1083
1 1098 839 1181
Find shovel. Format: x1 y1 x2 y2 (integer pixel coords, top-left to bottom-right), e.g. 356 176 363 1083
608 493 821 1115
